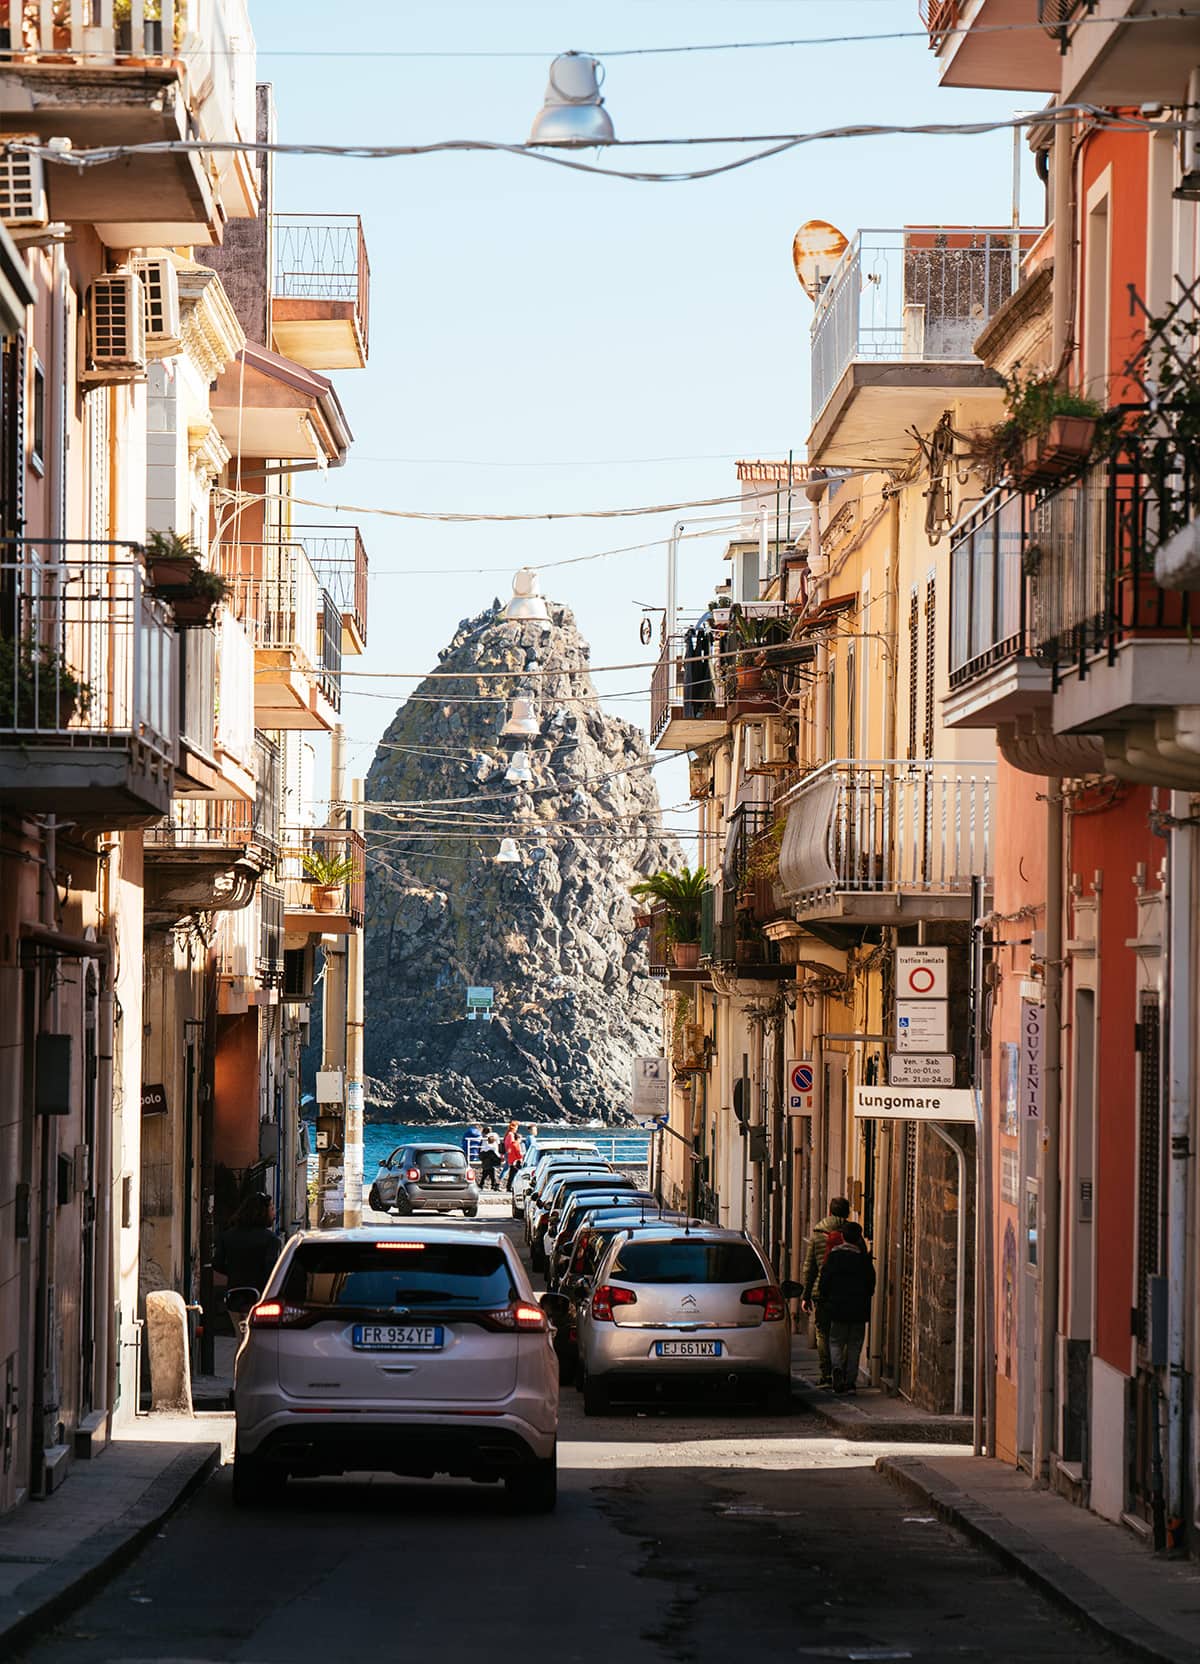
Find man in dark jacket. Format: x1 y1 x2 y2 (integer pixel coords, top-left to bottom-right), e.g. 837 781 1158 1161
817 1220 876 1393
800 1196 851 1387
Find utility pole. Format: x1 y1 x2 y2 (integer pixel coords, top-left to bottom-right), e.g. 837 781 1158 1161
316 727 348 1227
344 778 366 1227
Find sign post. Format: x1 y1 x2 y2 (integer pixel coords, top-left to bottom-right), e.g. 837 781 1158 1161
632 1056 669 1116
786 1059 815 1116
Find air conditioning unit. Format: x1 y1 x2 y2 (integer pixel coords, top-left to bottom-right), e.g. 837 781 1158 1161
0 146 49 229
83 271 147 381
130 255 181 356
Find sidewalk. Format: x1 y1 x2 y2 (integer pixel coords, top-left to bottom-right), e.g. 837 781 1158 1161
790 1336 972 1443
879 1451 1200 1664
0 1411 231 1656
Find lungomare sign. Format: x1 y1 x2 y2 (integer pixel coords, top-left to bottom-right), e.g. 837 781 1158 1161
853 1086 976 1123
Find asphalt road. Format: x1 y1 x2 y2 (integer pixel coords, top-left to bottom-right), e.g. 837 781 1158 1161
18 1215 1129 1664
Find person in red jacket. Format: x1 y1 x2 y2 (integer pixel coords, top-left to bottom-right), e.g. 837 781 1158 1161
502 1120 525 1192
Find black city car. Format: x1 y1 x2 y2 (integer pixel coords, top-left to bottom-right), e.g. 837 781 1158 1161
368 1144 480 1217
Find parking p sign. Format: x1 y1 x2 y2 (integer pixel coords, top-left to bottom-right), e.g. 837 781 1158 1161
787 1060 815 1116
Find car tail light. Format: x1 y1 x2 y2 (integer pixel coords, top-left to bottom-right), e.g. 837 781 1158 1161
465 1166 475 1183
406 1166 421 1181
482 1303 547 1332
741 1284 785 1321
591 1284 637 1322
249 1300 311 1329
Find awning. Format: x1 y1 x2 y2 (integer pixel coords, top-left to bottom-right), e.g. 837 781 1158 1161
211 342 353 467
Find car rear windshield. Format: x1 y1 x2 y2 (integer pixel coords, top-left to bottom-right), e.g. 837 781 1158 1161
415 1149 466 1170
281 1242 515 1309
608 1240 766 1285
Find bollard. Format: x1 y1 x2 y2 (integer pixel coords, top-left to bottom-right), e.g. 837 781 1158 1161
145 1290 194 1416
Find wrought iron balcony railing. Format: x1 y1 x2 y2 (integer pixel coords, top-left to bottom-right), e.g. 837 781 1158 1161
211 538 341 710
0 545 175 761
281 824 365 927
145 734 280 861
293 523 368 649
949 488 1033 690
273 213 370 358
650 631 728 742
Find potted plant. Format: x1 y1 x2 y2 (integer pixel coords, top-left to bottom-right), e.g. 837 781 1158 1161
630 864 708 969
1000 367 1109 489
169 567 231 628
301 848 361 912
0 635 91 731
725 605 790 699
143 529 202 591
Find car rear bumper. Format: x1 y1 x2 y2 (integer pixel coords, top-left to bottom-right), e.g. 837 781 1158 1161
241 1415 553 1478
398 1182 480 1212
582 1326 791 1379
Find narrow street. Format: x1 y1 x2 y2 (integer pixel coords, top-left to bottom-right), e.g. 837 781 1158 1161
16 1217 1126 1664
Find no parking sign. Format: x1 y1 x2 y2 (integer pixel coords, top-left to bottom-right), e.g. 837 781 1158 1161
787 1059 815 1116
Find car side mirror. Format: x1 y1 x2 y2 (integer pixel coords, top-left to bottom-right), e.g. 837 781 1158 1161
780 1279 804 1301
539 1292 569 1320
225 1286 260 1315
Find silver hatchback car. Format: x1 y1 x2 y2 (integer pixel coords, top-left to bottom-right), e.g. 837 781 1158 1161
575 1225 796 1414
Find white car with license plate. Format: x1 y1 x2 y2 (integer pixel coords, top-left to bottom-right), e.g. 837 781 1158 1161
575 1225 796 1415
231 1227 558 1510
511 1140 600 1217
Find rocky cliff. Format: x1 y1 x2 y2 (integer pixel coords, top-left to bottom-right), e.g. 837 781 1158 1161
362 595 675 1123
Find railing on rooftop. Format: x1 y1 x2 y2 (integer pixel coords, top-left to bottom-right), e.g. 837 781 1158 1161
293 524 368 648
273 213 370 358
1029 432 1199 676
949 488 1033 689
810 227 1040 424
777 758 996 914
0 545 175 761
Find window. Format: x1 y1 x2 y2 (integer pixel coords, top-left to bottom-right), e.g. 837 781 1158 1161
608 1239 766 1284
415 1149 466 1171
29 357 44 477
282 1241 516 1310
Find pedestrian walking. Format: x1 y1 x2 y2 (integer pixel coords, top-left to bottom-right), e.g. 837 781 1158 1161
503 1120 524 1191
479 1126 502 1190
816 1221 876 1393
800 1195 852 1388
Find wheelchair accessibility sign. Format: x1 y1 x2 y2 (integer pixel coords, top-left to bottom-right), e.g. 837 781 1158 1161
787 1060 815 1115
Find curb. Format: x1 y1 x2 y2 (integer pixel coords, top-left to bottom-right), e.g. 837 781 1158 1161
0 1442 220 1657
877 1455 1197 1664
793 1383 972 1444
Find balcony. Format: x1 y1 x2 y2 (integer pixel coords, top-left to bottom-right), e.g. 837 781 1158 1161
921 0 1061 93
212 540 340 730
282 825 365 940
1036 2 1200 107
294 524 368 654
272 214 370 371
701 880 791 980
809 228 1039 467
778 758 995 926
0 0 259 243
172 612 255 800
650 632 729 751
646 903 709 986
0 546 175 821
143 733 278 923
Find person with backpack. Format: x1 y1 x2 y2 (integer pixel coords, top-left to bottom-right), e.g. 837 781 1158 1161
800 1195 852 1388
816 1220 876 1394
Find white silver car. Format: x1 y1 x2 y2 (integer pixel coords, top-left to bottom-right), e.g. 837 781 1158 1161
575 1225 795 1415
511 1141 600 1217
232 1227 558 1510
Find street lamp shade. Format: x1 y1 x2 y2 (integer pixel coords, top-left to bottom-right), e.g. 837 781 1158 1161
502 695 540 738
505 748 534 786
504 567 550 623
496 838 521 864
529 52 615 148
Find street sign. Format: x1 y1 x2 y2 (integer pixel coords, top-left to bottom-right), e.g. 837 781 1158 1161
895 999 949 1052
466 985 495 1022
1020 999 1044 1119
853 1085 975 1123
895 946 948 999
787 1058 815 1115
632 1056 669 1114
888 1052 955 1086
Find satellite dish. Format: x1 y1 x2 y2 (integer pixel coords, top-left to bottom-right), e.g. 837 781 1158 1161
792 219 849 302
639 617 653 647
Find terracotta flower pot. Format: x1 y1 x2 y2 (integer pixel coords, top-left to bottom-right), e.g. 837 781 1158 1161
1018 415 1098 488
310 884 343 913
734 662 766 697
146 555 199 589
672 940 701 969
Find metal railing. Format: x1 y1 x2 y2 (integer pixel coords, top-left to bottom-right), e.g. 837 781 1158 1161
1029 433 1198 675
281 824 365 927
949 488 1033 689
178 623 216 758
650 631 727 742
254 733 282 852
811 227 1039 423
145 734 280 859
273 214 370 358
293 524 368 648
777 758 996 912
723 801 773 889
259 882 285 986
0 548 175 760
918 0 962 48
211 539 323 671
317 589 342 712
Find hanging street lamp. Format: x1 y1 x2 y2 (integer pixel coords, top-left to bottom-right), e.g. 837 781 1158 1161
504 567 551 623
528 53 615 148
495 838 521 864
505 748 534 786
502 695 540 738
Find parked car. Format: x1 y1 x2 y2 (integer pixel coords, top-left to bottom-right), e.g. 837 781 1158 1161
544 1190 659 1285
512 1140 600 1217
368 1144 480 1217
543 1213 695 1380
524 1163 614 1248
522 1156 611 1238
231 1226 558 1510
575 1225 799 1415
530 1172 638 1270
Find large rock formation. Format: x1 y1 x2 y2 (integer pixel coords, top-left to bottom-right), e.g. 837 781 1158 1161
362 595 675 1123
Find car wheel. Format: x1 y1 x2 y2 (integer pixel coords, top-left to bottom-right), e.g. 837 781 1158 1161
581 1371 610 1417
368 1184 382 1213
505 1449 557 1514
763 1378 792 1416
231 1447 286 1508
463 1206 479 1218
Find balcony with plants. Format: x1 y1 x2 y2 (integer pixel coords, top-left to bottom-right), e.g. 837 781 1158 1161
0 542 175 820
0 0 260 237
272 214 370 371
651 602 802 751
633 865 710 983
282 826 365 938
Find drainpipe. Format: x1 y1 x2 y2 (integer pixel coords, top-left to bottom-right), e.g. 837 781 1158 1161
970 871 994 1456
1051 121 1075 371
1034 780 1064 1486
930 1122 967 1417
95 963 116 1420
1165 794 1193 1546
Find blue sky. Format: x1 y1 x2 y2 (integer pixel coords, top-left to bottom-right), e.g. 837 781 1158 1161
252 0 1041 837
